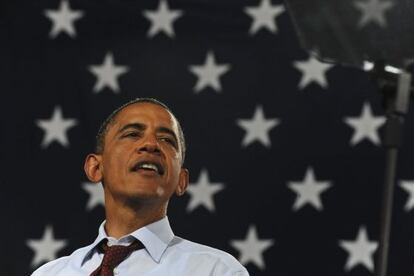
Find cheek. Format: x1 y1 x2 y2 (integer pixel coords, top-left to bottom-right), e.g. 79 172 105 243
168 146 181 163
170 154 182 172
162 145 181 168
164 153 181 179
104 147 129 174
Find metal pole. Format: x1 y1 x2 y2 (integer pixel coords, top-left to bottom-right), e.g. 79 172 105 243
377 147 398 276
376 71 411 276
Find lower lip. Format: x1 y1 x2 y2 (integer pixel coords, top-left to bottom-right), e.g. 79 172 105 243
135 169 160 176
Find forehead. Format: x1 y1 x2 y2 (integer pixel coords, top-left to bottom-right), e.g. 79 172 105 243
111 102 178 131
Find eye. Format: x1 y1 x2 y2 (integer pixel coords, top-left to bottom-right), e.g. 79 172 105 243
160 137 172 143
123 131 141 138
159 136 177 147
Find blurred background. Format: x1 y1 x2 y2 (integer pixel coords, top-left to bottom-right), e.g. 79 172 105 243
2 0 414 275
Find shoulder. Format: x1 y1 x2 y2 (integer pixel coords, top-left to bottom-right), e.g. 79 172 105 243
31 256 71 276
174 238 238 262
30 245 92 276
171 237 249 275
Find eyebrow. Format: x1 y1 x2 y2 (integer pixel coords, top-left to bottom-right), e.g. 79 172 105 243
118 123 146 133
118 122 178 145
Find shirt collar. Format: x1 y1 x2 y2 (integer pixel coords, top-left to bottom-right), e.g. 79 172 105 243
82 216 174 264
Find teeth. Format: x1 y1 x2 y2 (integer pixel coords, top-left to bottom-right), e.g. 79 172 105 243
139 163 158 172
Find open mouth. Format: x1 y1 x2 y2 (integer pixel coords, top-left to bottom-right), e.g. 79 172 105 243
130 161 165 175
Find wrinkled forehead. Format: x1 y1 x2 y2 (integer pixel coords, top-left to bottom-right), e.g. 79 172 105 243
110 102 179 134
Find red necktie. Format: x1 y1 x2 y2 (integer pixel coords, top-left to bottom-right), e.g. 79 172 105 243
90 239 144 276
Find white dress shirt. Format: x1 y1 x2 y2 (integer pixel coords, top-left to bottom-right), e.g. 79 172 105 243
31 217 249 276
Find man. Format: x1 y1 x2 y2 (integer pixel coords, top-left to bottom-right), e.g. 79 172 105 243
32 98 249 276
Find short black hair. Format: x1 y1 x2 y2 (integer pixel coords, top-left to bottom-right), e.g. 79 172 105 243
95 98 186 165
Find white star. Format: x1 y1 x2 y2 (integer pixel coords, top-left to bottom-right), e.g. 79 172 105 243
26 225 68 268
186 169 224 212
88 52 129 93
288 167 332 211
354 0 395 28
82 182 105 211
400 180 414 211
230 225 274 270
44 0 84 38
36 106 78 148
189 51 231 93
143 0 183 38
237 105 279 147
293 56 334 89
344 102 385 146
244 0 285 35
339 226 378 272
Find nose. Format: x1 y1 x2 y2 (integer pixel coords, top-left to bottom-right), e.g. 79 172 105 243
137 134 161 155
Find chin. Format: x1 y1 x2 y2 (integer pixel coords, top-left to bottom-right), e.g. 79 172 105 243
122 194 153 207
124 189 165 203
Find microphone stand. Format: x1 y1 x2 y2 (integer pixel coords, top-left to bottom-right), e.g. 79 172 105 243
369 61 413 276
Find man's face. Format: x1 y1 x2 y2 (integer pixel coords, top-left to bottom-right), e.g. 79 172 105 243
94 102 187 204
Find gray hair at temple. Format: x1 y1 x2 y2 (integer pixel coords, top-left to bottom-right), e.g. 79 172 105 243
95 98 186 165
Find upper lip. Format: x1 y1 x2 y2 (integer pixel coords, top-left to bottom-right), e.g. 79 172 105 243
130 159 165 175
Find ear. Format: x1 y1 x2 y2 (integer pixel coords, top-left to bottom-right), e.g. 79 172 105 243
84 153 103 183
175 168 189 196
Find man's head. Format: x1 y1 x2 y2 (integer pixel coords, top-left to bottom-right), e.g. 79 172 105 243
84 98 189 208
95 98 186 165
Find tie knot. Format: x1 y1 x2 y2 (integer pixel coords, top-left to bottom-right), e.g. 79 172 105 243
90 239 144 276
100 239 144 269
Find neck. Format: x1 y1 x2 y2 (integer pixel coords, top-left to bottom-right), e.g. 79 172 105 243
104 195 167 239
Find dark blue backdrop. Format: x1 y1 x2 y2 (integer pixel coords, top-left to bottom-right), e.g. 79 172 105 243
1 0 414 275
